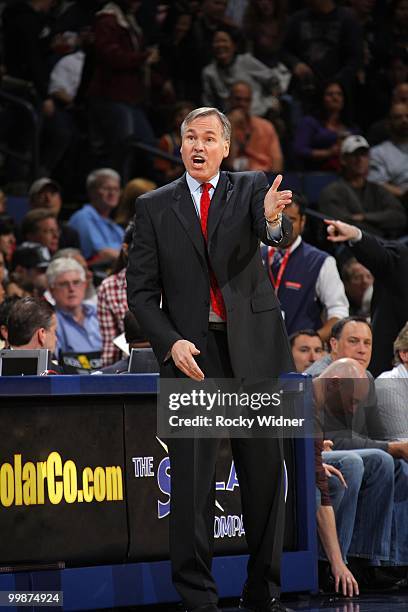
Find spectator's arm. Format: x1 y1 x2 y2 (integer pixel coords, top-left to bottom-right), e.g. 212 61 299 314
316 505 359 596
351 232 400 281
330 432 388 451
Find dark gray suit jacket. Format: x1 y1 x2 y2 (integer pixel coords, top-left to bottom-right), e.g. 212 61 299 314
126 171 294 378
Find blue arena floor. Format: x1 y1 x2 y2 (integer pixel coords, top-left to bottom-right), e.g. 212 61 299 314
99 591 408 611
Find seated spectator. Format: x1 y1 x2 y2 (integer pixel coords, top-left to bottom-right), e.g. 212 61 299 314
97 222 134 365
306 316 372 377
6 296 57 354
68 168 124 263
341 258 373 318
262 193 349 341
10 242 50 298
46 257 102 356
155 102 193 183
293 81 357 171
315 359 400 586
115 179 157 228
0 215 17 269
28 178 80 249
368 101 408 204
48 248 97 307
378 322 408 380
312 358 401 594
100 310 157 374
318 135 407 238
283 0 363 97
87 0 157 173
375 322 408 442
21 209 60 257
367 83 408 146
202 29 290 117
162 0 235 103
290 329 325 373
226 81 283 173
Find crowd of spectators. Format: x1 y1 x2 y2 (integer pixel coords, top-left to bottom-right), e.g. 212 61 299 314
0 0 406 192
0 0 407 599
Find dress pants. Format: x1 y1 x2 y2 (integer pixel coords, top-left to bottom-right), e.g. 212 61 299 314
166 328 286 610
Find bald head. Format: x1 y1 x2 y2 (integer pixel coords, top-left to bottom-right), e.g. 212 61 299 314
319 357 367 380
313 358 370 413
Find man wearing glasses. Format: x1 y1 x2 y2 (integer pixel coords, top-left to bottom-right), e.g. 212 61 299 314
46 257 102 356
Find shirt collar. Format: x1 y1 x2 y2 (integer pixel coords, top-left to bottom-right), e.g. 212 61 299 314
58 303 94 319
186 172 220 195
396 363 408 378
289 235 302 253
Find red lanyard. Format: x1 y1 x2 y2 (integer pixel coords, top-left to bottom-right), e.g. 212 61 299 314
267 247 291 293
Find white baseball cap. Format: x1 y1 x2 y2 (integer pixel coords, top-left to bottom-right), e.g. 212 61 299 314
341 135 370 155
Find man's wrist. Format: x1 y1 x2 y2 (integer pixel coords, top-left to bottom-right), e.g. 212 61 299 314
265 212 282 226
349 228 363 244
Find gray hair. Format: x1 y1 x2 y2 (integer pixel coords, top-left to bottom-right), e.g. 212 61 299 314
394 322 408 364
86 168 120 194
46 257 86 287
52 248 82 260
180 107 231 142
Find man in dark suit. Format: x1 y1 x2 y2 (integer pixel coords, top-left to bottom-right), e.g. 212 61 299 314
325 219 408 377
127 107 295 612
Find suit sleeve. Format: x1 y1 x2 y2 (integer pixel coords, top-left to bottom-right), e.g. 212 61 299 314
126 196 182 364
250 172 293 247
351 232 400 280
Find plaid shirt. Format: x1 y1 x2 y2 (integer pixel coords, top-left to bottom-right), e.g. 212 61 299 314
97 268 128 365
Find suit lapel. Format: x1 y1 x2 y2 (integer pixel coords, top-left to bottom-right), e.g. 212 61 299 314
207 172 233 245
171 175 207 261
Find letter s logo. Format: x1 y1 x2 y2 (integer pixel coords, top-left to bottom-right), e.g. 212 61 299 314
157 457 171 519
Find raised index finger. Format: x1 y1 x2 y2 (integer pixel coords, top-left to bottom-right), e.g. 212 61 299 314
271 174 283 192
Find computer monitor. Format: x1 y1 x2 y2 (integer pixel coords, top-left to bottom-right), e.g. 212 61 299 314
0 349 49 376
128 348 159 373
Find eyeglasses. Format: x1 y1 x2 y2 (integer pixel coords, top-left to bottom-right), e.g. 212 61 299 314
53 279 84 290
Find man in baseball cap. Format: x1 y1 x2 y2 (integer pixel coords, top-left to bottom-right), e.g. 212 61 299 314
28 178 80 250
10 242 51 296
318 135 407 239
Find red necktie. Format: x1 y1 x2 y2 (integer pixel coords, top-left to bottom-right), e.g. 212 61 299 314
200 182 226 321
